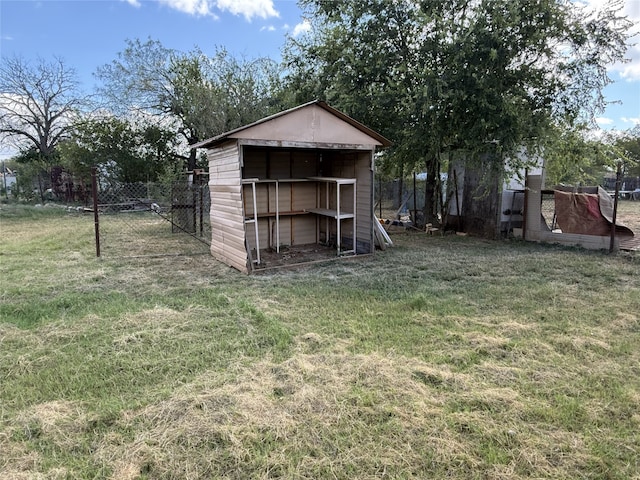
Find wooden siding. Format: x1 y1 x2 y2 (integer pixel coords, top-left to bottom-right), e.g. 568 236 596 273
292 151 318 178
193 101 391 151
245 218 270 252
243 149 267 178
271 183 292 213
355 151 374 253
292 182 317 212
231 103 384 147
292 216 317 245
242 148 320 181
208 141 248 273
272 217 294 248
242 183 269 216
270 151 291 179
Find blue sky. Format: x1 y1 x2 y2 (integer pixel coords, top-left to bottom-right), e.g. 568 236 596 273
0 0 639 160
0 0 308 89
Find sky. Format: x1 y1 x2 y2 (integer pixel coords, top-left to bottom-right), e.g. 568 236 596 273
0 0 639 161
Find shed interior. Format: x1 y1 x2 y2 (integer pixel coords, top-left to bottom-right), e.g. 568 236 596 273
239 146 374 269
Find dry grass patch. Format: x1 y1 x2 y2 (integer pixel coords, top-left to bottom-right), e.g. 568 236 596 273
96 334 479 478
15 401 90 447
616 200 640 233
2 400 91 479
0 431 41 479
1 206 638 479
91 332 633 479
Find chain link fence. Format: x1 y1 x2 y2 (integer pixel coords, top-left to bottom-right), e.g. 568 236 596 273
91 173 428 258
95 174 211 258
92 173 426 258
374 177 429 222
89 172 565 256
540 191 557 231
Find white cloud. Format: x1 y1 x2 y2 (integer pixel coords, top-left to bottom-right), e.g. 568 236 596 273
215 0 279 21
158 0 213 16
260 25 276 32
621 116 640 125
618 55 640 81
122 0 141 7
149 0 279 21
292 19 311 37
578 0 639 19
579 0 640 81
596 117 615 125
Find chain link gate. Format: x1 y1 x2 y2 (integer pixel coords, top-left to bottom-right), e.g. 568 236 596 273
91 170 211 258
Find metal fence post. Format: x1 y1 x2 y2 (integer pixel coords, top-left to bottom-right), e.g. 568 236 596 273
609 161 622 253
91 167 100 257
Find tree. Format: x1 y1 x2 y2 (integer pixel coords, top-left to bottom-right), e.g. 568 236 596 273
283 1 438 210
9 147 55 201
95 39 280 171
58 116 178 184
614 125 640 179
543 123 609 186
0 56 89 201
543 123 640 189
0 56 87 161
283 0 631 229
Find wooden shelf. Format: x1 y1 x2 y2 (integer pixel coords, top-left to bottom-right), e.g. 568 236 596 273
306 208 354 220
307 176 356 185
242 178 311 184
248 210 309 219
243 176 357 258
307 176 357 256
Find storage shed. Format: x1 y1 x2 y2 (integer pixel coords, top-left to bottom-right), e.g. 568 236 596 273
193 100 391 273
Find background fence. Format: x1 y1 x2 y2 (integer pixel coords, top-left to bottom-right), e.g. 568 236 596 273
92 174 429 258
94 173 211 258
90 173 632 257
375 177 429 222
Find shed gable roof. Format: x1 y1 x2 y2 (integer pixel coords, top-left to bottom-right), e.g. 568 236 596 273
192 100 392 150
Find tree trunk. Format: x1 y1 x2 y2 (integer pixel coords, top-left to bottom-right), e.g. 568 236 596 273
394 162 405 211
423 155 440 225
187 148 198 172
461 155 503 238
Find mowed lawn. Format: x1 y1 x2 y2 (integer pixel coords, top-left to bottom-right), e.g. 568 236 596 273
1 204 639 479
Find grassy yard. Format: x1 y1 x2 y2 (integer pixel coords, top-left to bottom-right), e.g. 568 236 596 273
1 203 639 479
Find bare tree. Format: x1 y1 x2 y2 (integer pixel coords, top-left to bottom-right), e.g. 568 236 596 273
0 56 86 160
95 39 279 171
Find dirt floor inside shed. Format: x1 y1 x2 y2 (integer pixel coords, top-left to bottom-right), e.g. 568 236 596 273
251 243 357 271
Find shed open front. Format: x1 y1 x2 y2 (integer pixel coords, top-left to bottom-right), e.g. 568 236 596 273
194 101 390 273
